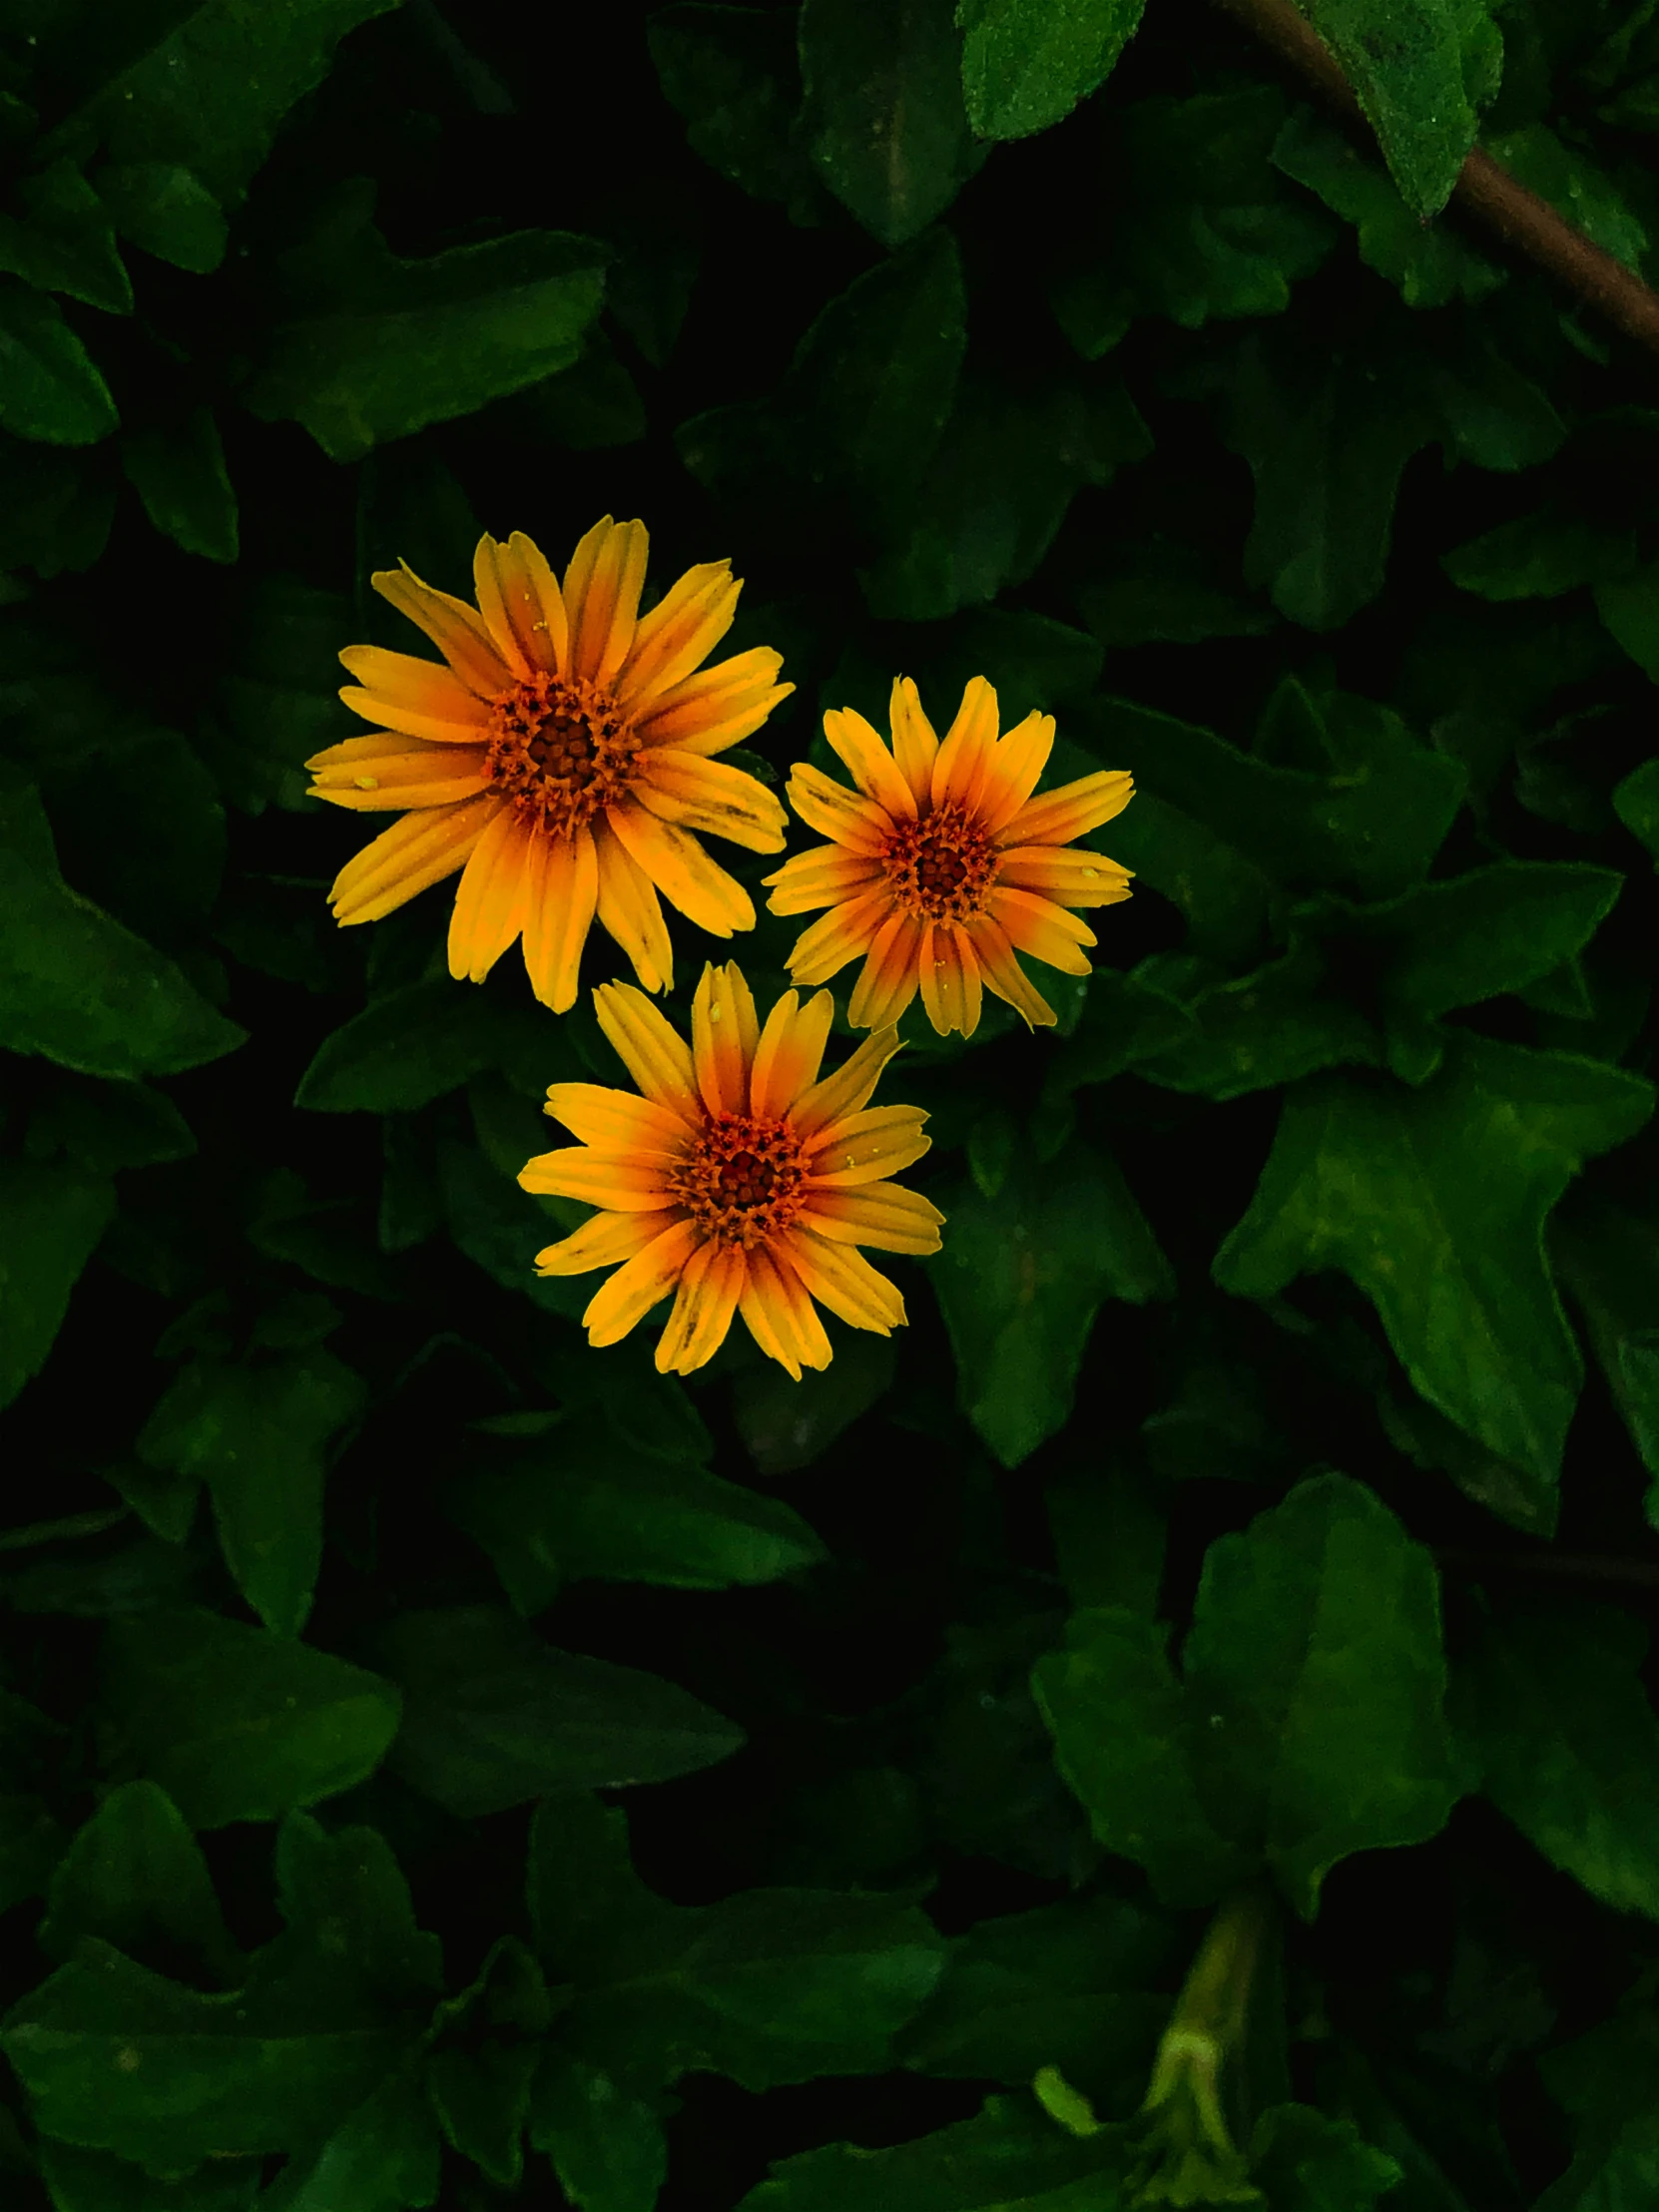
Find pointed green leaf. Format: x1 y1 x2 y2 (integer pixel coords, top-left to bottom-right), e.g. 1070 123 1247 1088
0 1157 114 1411
0 278 117 443
957 0 1148 139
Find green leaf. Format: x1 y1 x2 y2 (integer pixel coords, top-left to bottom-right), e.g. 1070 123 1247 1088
1484 122 1648 268
956 0 1148 140
1301 0 1501 219
1036 1473 1463 1915
367 1604 745 1818
262 2070 440 2212
1272 107 1501 306
426 2041 539 2190
1134 945 1382 1102
37 1780 239 1983
0 437 116 574
92 162 229 274
0 1156 114 1411
1453 1595 1659 1920
27 1075 193 1175
0 160 133 314
647 3 825 214
732 1331 896 1474
801 0 985 246
929 1137 1174 1468
36 723 228 942
121 407 238 562
0 774 245 1078
446 1415 827 1611
1553 1195 1659 1500
1215 1038 1654 1490
530 2058 668 2212
245 189 608 463
99 1608 401 1828
0 277 117 444
1596 561 1659 681
1074 536 1276 645
295 975 556 1112
1249 2104 1401 2212
39 2140 261 2211
1613 756 1659 857
1442 508 1637 599
137 1350 365 1637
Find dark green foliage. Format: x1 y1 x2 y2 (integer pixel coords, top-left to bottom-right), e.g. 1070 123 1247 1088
0 0 1656 2205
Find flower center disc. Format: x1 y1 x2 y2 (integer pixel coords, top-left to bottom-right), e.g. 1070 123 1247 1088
484 673 638 835
881 805 996 922
671 1113 808 1249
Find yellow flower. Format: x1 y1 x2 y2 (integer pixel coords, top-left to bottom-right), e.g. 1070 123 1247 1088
765 675 1134 1035
306 519 793 1010
520 962 944 1378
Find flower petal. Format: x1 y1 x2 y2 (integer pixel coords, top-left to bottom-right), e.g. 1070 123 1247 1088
823 707 918 822
763 843 883 917
544 1083 692 1154
930 676 999 812
792 1026 904 1139
471 536 533 679
917 918 982 1036
740 1245 833 1378
608 804 756 936
786 764 893 855
693 960 760 1118
519 1147 678 1210
750 988 834 1120
584 1217 701 1347
617 560 740 707
327 793 502 924
975 711 1055 835
1001 770 1134 848
963 910 1056 1028
847 909 923 1030
521 823 599 1014
474 532 568 676
786 884 895 987
633 647 793 757
372 562 510 699
995 845 1135 903
888 676 939 806
307 733 490 811
799 1180 944 1255
535 1208 677 1277
655 1237 746 1376
593 816 674 996
565 516 650 687
986 884 1096 974
338 646 493 743
634 749 788 852
780 1227 906 1333
448 804 535 983
593 981 701 1119
806 1104 930 1187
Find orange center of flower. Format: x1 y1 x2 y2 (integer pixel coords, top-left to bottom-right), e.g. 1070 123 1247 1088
483 672 638 835
880 805 997 922
670 1112 809 1250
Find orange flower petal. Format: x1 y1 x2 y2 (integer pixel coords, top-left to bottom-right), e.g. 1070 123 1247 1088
327 793 502 924
786 764 893 855
963 910 1056 1028
607 805 756 936
447 804 535 983
986 885 1096 974
975 711 1056 836
521 823 599 1014
823 707 918 823
930 677 999 812
634 748 789 852
593 982 701 1120
593 817 674 997
544 1083 691 1154
535 1208 678 1276
793 1027 904 1139
655 1237 746 1376
806 1104 931 1187
337 645 492 743
762 843 883 917
474 532 568 677
799 1181 944 1255
917 917 982 1036
519 1147 678 1210
787 885 895 987
617 561 740 707
584 1217 702 1347
307 733 490 811
372 562 511 700
471 536 534 679
739 1245 832 1378
633 647 792 757
1001 770 1133 848
847 910 923 1030
888 676 939 806
750 988 834 1120
565 517 650 688
693 961 760 1118
780 1227 906 1333
995 845 1134 903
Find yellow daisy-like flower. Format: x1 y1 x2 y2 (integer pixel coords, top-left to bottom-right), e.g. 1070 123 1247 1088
306 518 794 1010
765 676 1135 1035
520 962 944 1378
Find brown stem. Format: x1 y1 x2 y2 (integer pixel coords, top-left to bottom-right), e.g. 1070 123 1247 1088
1208 0 1659 363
